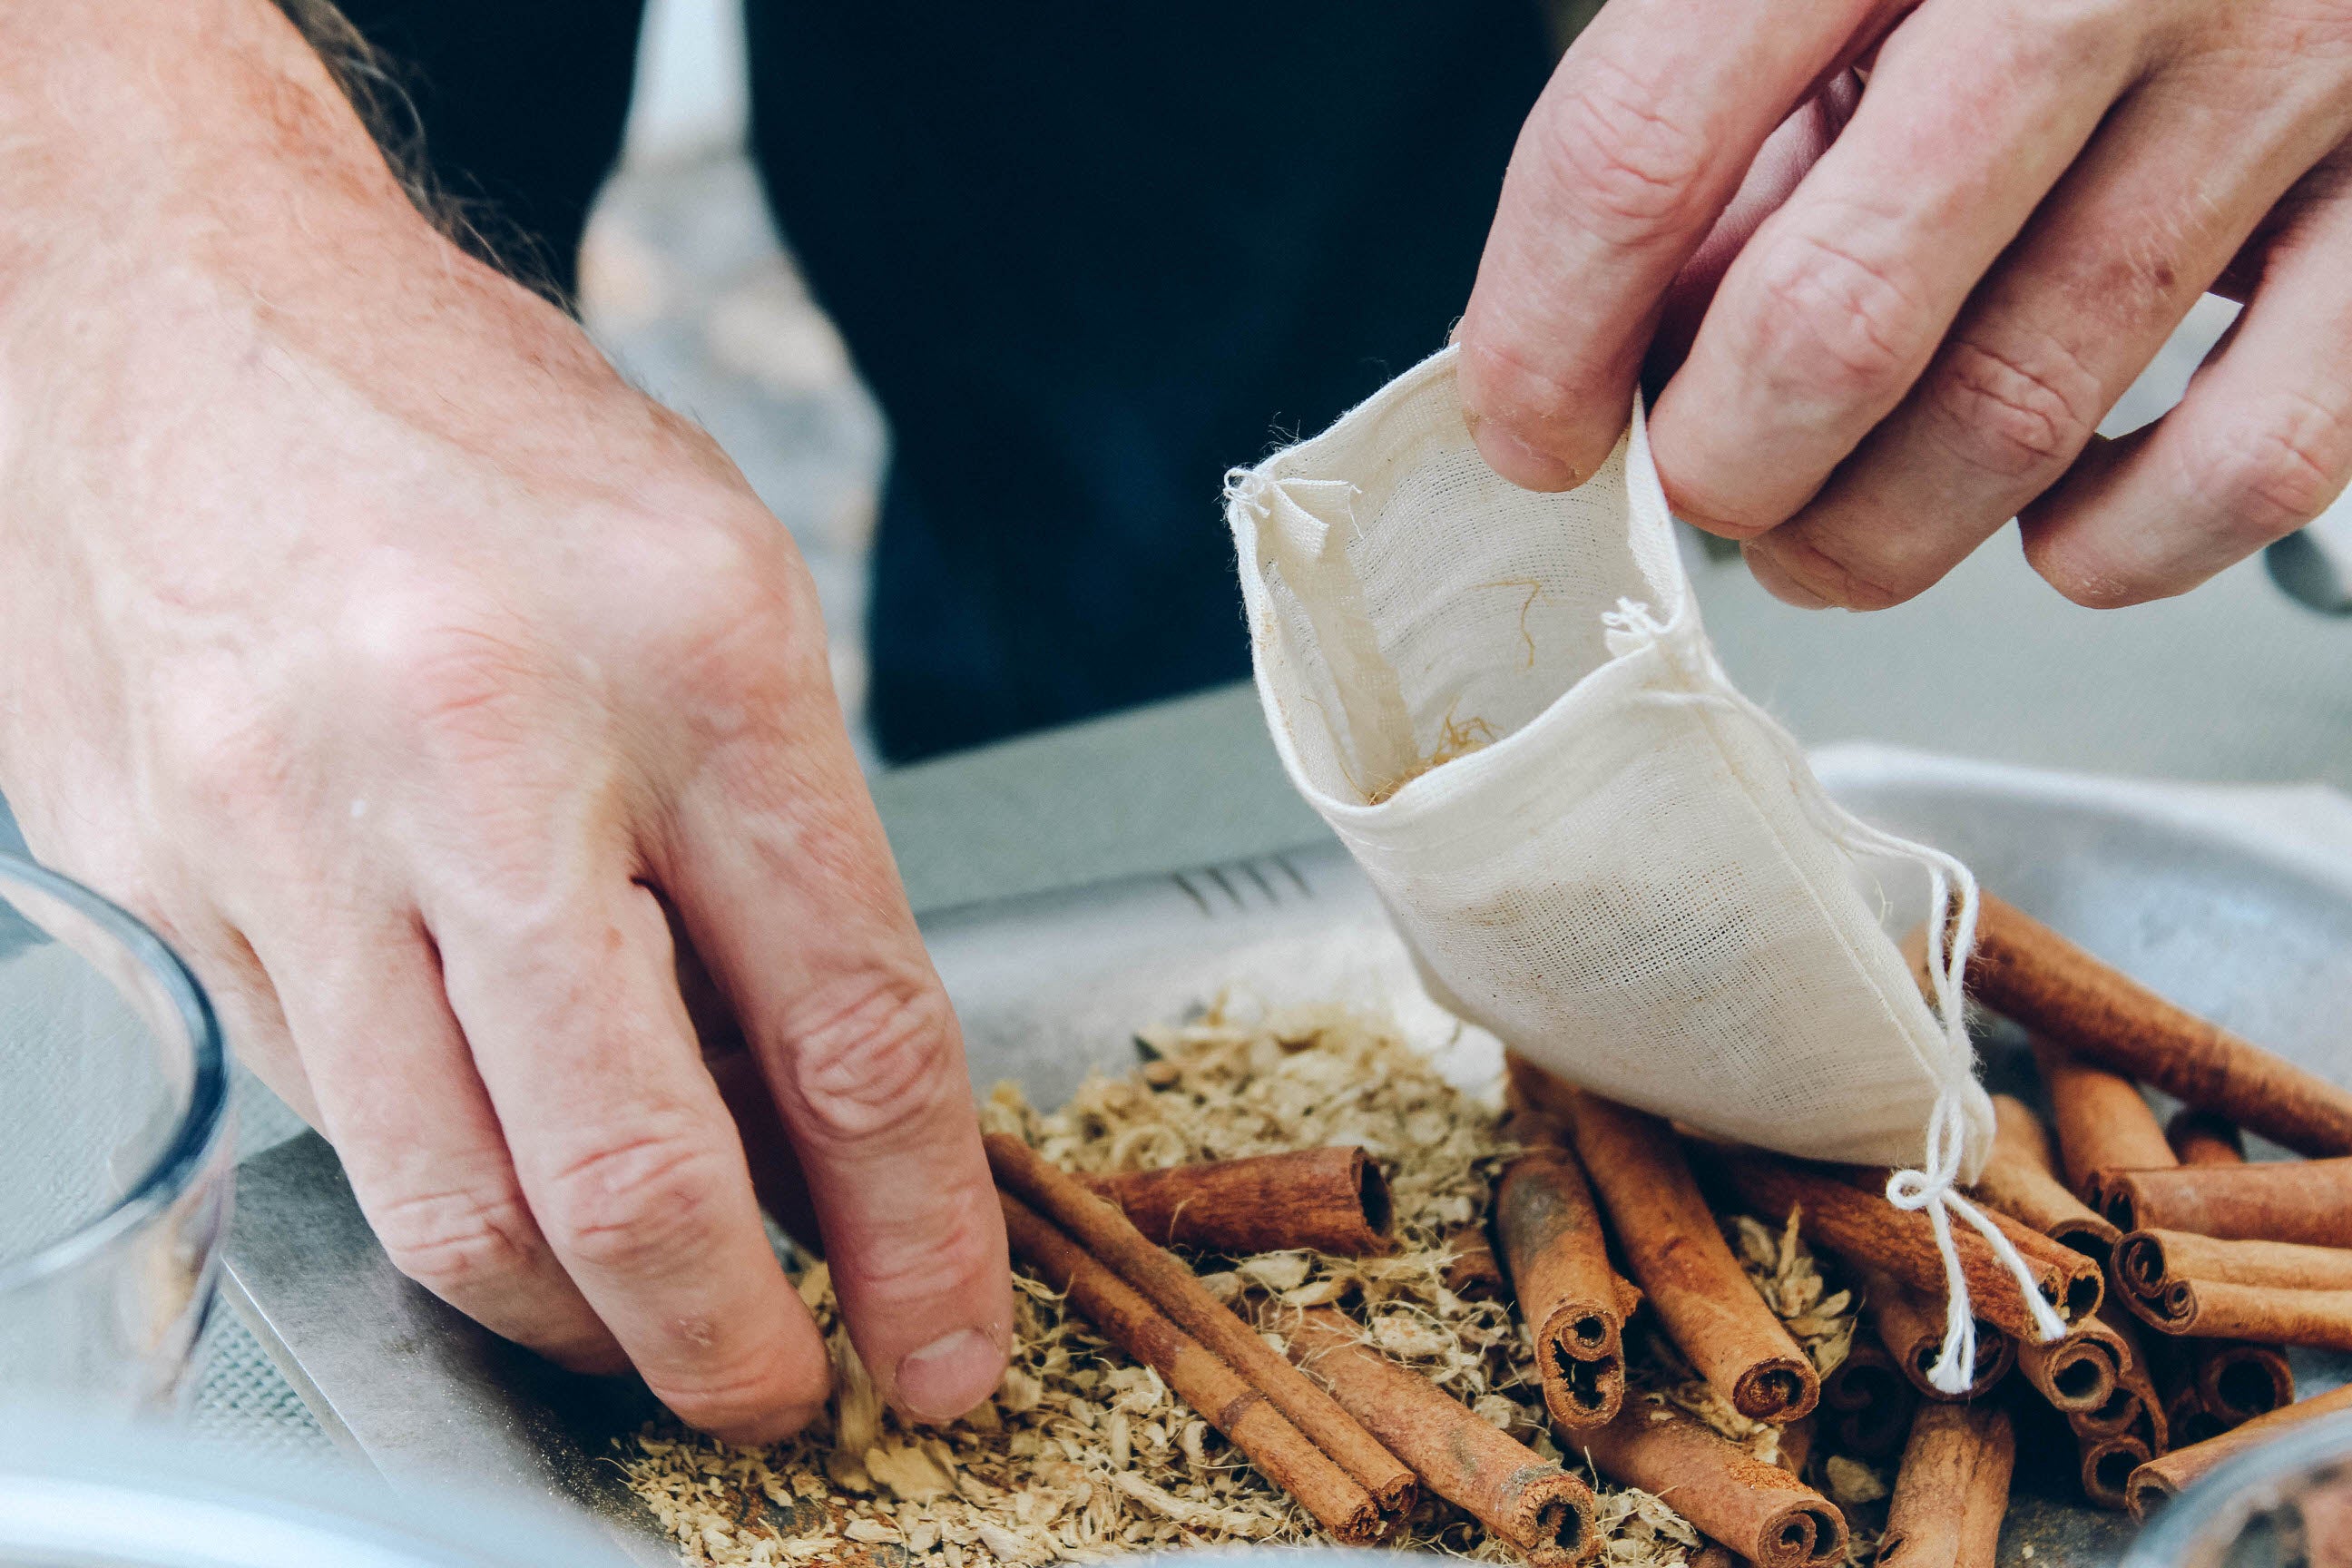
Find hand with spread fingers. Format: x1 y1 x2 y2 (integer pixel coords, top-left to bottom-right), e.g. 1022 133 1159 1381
0 0 1010 1439
1458 0 2352 611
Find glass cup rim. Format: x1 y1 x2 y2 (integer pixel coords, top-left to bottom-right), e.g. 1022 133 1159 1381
0 848 229 1294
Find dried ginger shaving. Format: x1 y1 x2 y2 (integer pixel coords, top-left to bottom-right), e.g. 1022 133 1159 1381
619 1001 1866 1567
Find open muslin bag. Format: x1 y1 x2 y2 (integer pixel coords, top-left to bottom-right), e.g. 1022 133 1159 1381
1226 347 2063 1389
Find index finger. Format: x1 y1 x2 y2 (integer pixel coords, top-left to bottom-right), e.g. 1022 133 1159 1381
1456 0 1887 489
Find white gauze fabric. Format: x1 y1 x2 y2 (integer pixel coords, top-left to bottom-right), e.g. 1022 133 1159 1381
1226 347 2060 1388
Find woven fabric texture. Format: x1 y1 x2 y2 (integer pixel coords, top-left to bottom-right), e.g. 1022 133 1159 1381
1227 347 1992 1172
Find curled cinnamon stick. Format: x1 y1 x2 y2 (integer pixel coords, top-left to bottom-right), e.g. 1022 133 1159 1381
996 1191 1384 1543
2101 1158 2352 1247
2143 1334 2228 1449
1970 895 2352 1158
2015 1313 2124 1416
1084 1148 1393 1257
1564 1397 1848 1568
1700 1148 2102 1338
2114 1228 2352 1348
2168 1108 2246 1168
1494 1118 1641 1429
1285 1308 1598 1566
984 1134 1417 1517
1857 1265 2012 1400
2126 1385 2352 1520
2033 1038 2174 1209
2196 1340 2295 1426
1974 1093 2120 1265
1878 1401 2015 1568
2079 1427 2155 1512
1818 1335 1917 1459
1564 1092 1818 1424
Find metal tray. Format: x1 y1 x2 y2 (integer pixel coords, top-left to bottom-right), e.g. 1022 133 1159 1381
220 747 2352 1566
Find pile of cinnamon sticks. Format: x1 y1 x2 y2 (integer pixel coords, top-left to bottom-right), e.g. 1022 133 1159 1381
976 889 2350 1565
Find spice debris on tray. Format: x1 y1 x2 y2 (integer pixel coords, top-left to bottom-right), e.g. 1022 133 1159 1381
622 896 2352 1566
622 1003 1871 1566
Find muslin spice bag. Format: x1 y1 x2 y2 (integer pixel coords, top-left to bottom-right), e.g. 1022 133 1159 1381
1225 346 2055 1388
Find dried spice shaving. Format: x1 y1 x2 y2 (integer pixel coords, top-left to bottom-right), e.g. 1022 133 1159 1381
620 1002 1863 1566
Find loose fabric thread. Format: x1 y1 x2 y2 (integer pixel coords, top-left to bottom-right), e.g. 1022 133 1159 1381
1602 600 2067 1391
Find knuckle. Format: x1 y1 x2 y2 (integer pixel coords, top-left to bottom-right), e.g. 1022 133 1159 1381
1748 229 1927 400
781 972 959 1147
2186 398 2350 544
1925 338 2102 481
536 1126 729 1272
350 593 548 760
370 1180 544 1295
1755 527 1918 612
1534 53 1715 241
155 695 295 825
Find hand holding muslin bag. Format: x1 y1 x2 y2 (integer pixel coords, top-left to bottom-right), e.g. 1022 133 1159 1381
1224 346 2064 1391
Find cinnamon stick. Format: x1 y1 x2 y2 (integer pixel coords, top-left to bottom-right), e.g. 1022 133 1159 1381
2015 1312 2125 1416
2067 1307 2167 1450
2126 1385 2352 1519
2143 1335 2228 1449
1857 1264 2013 1400
2113 1228 2352 1347
1818 1335 1917 1458
2078 1427 2154 1512
1970 895 2352 1158
1563 1397 1848 1568
1974 1093 2120 1265
984 1133 1417 1515
2100 1157 2352 1247
1494 1117 1641 1429
1285 1308 1598 1566
1877 1401 2015 1568
1700 1148 2102 1338
2135 1114 2298 1429
2167 1108 2246 1168
2195 1340 2295 1426
2032 1038 2174 1209
1084 1147 1393 1257
1563 1092 1818 1423
996 1191 1385 1542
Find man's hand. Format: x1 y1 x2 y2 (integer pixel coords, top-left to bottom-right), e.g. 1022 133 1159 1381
0 0 1009 1439
1459 0 2352 610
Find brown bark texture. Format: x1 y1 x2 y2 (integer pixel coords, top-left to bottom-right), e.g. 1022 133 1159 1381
1440 1224 1507 1303
1563 1398 1848 1568
1818 1336 1918 1458
2015 1313 2124 1416
1701 1148 2102 1338
1286 1308 1598 1566
2115 1229 2352 1347
1494 1120 1640 1429
2126 1385 2352 1520
1975 1093 2120 1263
1971 896 2352 1158
996 1191 1386 1543
1565 1091 1818 1423
1084 1147 1394 1257
1857 1263 2014 1401
1878 1400 2016 1568
2101 1159 2352 1248
2031 1038 2175 1210
985 1134 1417 1514
2168 1108 2247 1168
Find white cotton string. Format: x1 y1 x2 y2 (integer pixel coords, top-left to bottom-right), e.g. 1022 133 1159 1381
1603 595 2068 1390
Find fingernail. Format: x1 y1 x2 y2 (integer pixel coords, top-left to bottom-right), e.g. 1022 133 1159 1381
1470 420 1582 492
893 1328 1005 1422
1741 541 1835 611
